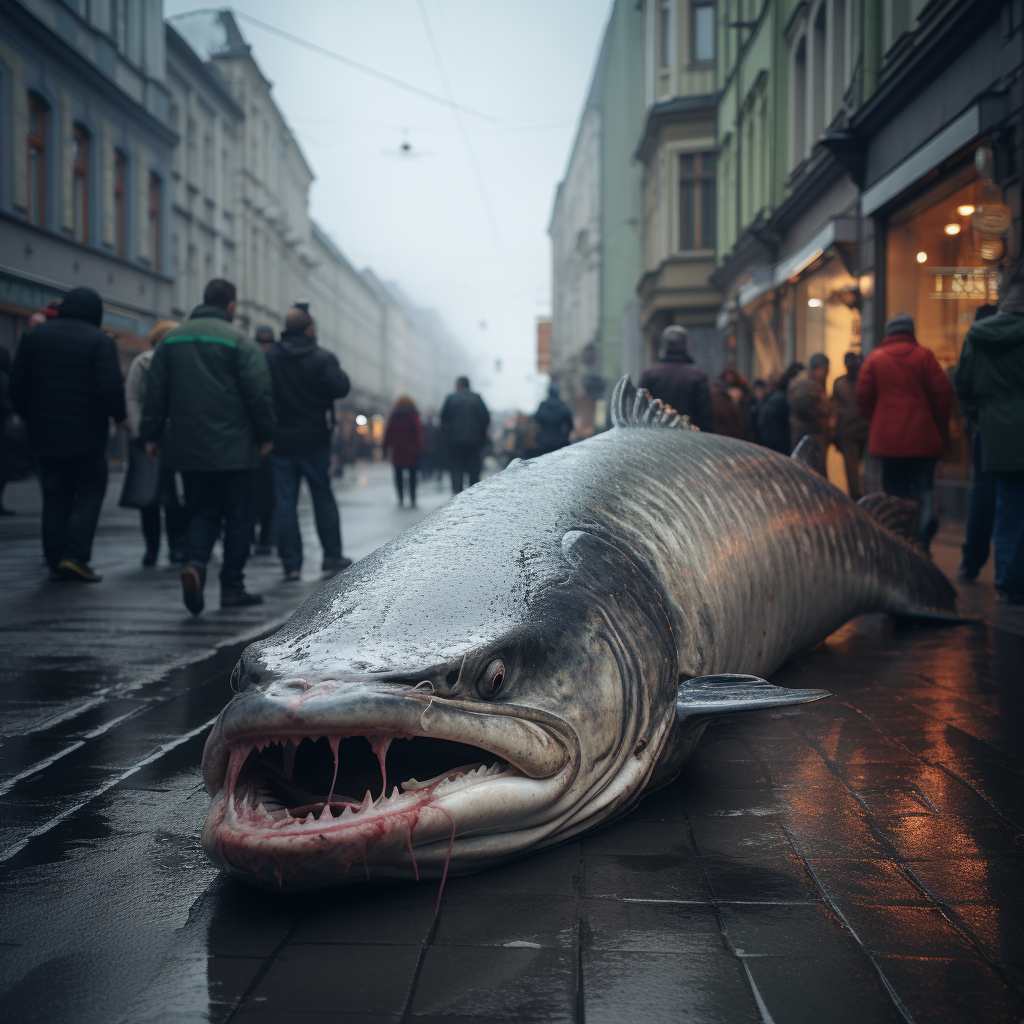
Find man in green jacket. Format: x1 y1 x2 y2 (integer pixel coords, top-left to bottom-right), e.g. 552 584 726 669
955 283 1024 605
141 279 275 614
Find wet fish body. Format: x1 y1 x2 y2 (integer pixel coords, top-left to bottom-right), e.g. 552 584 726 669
201 379 955 888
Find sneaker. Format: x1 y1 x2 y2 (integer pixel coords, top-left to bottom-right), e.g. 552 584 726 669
283 569 301 582
142 548 158 567
322 556 353 575
221 588 264 608
56 559 103 582
181 566 205 615
956 565 979 582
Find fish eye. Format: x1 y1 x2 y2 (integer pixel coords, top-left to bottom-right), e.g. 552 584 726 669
479 658 506 697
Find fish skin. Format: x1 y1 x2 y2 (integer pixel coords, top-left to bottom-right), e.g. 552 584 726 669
201 379 955 887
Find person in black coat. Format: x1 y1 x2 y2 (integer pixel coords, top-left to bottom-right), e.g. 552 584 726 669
755 361 805 455
265 306 352 580
532 383 574 454
638 325 714 432
10 287 126 581
440 376 490 493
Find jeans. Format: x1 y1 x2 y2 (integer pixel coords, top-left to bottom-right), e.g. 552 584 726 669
449 442 481 494
140 464 186 555
181 469 254 590
993 471 1024 599
961 431 997 576
882 456 937 547
38 455 108 567
271 449 342 572
394 465 417 505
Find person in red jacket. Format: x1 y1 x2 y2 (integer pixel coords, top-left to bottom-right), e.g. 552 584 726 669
856 312 954 548
383 396 425 508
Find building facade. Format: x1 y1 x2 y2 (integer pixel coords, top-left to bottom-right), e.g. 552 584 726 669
635 0 722 374
0 0 175 361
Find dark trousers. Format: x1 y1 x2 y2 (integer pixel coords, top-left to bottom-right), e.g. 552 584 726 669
271 449 341 573
394 465 417 505
449 443 481 494
882 456 938 547
994 471 1024 599
253 454 275 547
961 431 997 575
38 455 108 567
837 438 864 501
181 469 253 590
140 464 186 555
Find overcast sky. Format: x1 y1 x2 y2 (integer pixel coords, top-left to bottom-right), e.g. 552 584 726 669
163 0 612 410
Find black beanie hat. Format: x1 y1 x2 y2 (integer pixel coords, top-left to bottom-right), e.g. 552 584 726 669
58 287 103 326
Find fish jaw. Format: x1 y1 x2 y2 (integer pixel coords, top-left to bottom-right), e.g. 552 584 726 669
200 679 580 888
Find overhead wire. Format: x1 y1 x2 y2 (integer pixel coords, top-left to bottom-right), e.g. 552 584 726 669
167 7 497 123
416 0 505 256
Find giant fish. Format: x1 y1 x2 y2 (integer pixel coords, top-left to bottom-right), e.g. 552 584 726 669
201 377 956 889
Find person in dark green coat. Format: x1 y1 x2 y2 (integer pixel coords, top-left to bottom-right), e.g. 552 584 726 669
141 279 275 614
955 285 1024 604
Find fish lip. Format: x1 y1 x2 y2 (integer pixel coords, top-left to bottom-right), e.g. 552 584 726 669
200 680 581 887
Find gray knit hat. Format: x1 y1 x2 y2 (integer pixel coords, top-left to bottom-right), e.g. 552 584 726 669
659 324 690 356
883 312 914 337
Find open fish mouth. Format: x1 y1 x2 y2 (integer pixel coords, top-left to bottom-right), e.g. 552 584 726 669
201 683 579 888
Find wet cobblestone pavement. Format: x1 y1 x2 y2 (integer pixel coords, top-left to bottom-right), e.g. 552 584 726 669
1 474 1022 1024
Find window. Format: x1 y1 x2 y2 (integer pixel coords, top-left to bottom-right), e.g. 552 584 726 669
148 173 161 270
114 149 127 256
811 5 826 141
791 37 807 166
831 0 846 117
693 2 715 63
73 126 89 243
679 152 715 250
28 93 47 225
659 0 672 68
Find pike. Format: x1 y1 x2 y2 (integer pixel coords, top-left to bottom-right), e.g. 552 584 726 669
201 377 957 889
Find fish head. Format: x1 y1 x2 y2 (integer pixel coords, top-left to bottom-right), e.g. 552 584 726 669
200 517 678 888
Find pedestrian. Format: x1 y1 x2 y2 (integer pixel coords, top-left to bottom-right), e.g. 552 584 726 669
755 362 804 454
383 395 425 507
787 353 831 472
265 306 352 581
955 289 1024 603
9 287 126 581
748 378 767 445
955 304 1000 581
532 383 574 455
857 312 953 549
712 371 748 439
0 347 14 515
124 320 186 565
832 351 870 500
420 410 439 480
141 279 275 613
440 376 490 494
252 325 277 554
638 325 714 431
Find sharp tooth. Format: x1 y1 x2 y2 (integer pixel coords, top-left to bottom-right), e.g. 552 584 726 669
341 805 354 818
402 778 420 791
320 804 334 820
283 740 297 782
256 802 268 818
304 812 315 825
391 786 401 801
359 791 372 813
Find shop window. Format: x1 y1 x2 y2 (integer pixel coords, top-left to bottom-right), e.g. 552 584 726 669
693 2 714 64
885 172 1000 479
27 93 47 226
73 125 89 243
148 173 161 270
679 152 715 251
114 149 127 257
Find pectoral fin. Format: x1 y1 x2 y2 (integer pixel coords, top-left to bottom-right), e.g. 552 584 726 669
676 673 830 722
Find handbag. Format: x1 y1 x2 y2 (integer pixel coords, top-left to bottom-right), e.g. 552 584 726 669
119 439 162 509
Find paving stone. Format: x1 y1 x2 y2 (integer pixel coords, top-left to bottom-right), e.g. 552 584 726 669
743 954 905 1024
582 949 758 1024
246 944 420 1015
579 818 694 856
410 945 575 1021
432 893 573 948
702 855 818 904
906 857 1024 907
442 843 580 898
840 905 977 957
582 854 712 902
579 899 723 952
719 904 860 957
876 815 1024 861
290 889 437 945
677 786 786 817
687 813 793 857
874 956 1024 1024
949 904 1024 962
804 859 929 906
783 812 894 859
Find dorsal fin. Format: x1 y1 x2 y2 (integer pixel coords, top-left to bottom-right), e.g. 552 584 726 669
609 376 698 430
858 492 921 546
791 435 825 475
